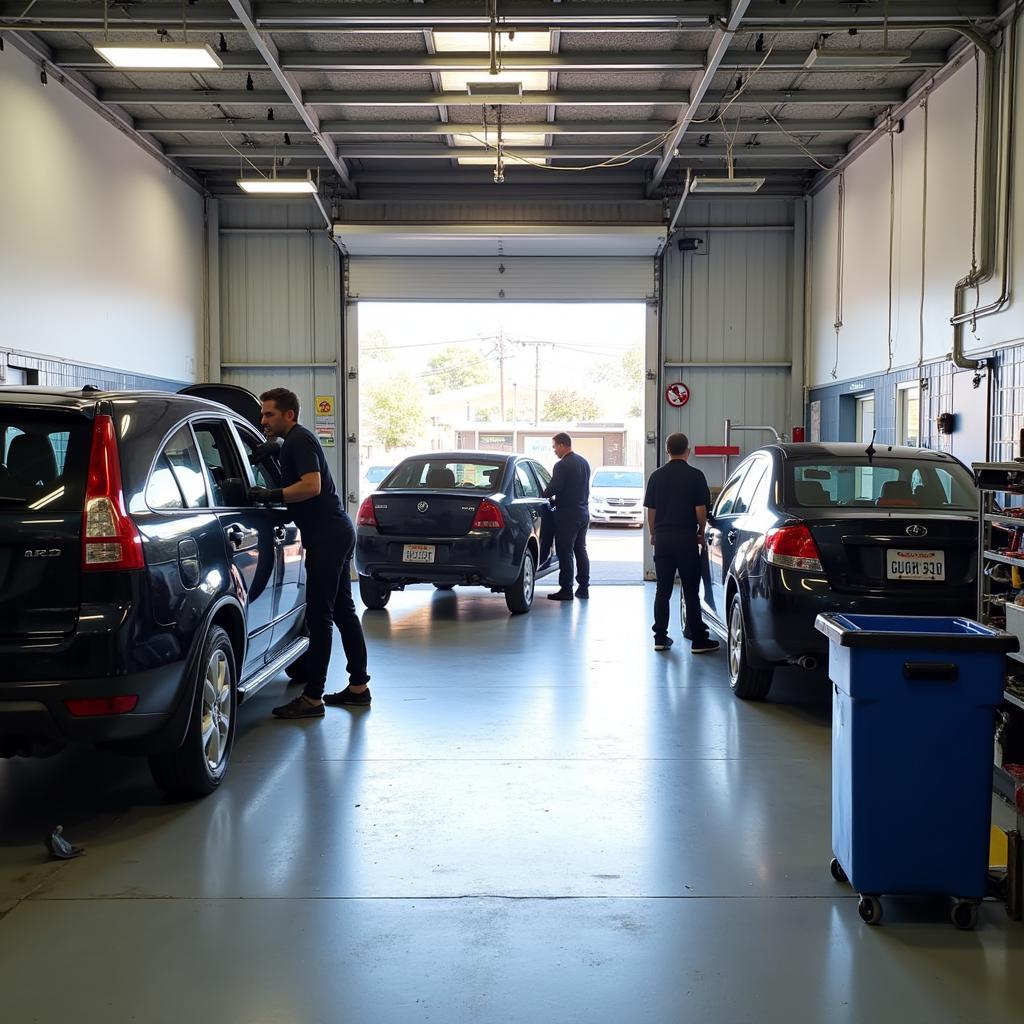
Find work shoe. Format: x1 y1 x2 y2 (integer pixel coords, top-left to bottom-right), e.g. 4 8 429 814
575 587 590 599
272 695 325 719
324 686 372 707
547 590 574 601
654 637 674 652
691 638 721 655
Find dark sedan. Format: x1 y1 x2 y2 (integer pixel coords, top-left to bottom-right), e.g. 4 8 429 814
697 443 978 700
355 452 559 614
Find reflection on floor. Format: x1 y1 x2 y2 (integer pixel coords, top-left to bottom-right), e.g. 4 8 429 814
1 586 1022 1022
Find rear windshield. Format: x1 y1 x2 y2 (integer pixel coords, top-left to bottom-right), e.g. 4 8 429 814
592 470 643 488
788 458 976 511
0 413 91 511
384 459 505 491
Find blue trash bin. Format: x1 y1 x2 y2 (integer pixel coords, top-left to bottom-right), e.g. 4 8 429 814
814 613 1018 929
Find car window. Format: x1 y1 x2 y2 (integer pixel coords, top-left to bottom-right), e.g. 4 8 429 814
0 415 89 510
192 421 245 507
789 458 976 509
234 427 281 490
714 466 749 518
146 453 185 510
384 459 504 491
162 425 209 509
733 459 768 516
531 462 552 491
514 463 541 498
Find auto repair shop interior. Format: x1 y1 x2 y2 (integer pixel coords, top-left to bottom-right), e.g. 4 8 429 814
2 2 1024 1021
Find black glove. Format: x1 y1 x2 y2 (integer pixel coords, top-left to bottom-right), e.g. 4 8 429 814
249 438 282 464
249 486 283 505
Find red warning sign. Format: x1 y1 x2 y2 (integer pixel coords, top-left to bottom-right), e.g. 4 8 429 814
665 381 690 408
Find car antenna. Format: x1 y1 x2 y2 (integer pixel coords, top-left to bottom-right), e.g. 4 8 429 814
865 429 877 462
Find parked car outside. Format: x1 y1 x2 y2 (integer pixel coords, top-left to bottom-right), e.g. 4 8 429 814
589 466 645 527
360 463 396 504
697 442 978 700
0 384 307 796
355 452 559 613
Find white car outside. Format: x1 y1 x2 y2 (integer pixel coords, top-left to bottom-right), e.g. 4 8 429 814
589 466 645 526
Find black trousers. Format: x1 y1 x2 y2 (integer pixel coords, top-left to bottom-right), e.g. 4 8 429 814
302 521 370 701
653 532 708 643
555 512 590 591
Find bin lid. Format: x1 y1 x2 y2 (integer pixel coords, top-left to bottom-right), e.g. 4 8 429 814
814 613 1019 652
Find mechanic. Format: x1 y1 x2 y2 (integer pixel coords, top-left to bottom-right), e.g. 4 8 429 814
250 387 372 718
543 432 591 601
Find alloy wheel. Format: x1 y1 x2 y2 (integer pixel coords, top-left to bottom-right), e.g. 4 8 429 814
523 553 535 604
201 649 232 771
728 603 743 681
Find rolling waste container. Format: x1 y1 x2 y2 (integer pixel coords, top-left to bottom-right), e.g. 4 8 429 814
815 613 1018 930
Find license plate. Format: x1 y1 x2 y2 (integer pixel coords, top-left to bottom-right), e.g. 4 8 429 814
403 544 436 564
886 549 945 581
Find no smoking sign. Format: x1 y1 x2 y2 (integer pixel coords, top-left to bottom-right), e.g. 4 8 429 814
665 381 690 408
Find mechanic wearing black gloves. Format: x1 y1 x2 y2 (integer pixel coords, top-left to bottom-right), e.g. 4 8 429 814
254 387 371 719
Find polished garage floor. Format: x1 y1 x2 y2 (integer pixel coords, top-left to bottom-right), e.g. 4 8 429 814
1 584 1023 1023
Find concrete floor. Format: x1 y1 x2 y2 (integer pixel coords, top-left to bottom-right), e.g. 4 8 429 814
1 584 1023 1023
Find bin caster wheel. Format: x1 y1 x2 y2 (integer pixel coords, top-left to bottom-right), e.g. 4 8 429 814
858 895 883 925
951 900 979 931
829 858 848 884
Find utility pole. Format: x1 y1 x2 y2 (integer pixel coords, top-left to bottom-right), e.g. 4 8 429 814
505 337 550 425
497 327 507 422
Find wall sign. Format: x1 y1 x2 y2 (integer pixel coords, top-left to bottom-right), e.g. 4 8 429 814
314 394 336 448
665 381 690 408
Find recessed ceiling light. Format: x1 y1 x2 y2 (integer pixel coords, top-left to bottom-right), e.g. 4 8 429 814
433 31 551 53
689 176 766 194
237 178 318 195
804 46 911 69
94 43 224 70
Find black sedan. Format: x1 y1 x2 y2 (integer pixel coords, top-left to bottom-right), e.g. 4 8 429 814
355 452 559 614
697 443 978 700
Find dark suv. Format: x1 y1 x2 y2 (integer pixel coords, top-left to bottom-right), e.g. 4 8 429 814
0 384 307 795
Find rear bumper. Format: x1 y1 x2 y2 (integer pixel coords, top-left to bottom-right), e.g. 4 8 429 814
0 662 185 756
356 529 523 587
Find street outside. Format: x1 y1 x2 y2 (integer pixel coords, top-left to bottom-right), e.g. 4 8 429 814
578 523 645 585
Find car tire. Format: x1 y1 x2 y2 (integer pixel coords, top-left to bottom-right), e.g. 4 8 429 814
727 593 773 700
359 573 391 610
433 583 456 591
149 625 236 798
505 549 536 615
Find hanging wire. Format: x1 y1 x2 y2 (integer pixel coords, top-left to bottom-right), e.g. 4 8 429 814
969 50 982 332
222 132 269 179
917 93 929 369
886 119 896 372
831 170 846 380
759 107 833 171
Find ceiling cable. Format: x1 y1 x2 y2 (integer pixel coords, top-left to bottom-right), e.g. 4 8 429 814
886 119 896 372
831 170 846 380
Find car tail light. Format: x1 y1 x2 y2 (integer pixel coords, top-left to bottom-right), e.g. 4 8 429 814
357 497 378 527
64 695 138 717
82 414 144 571
471 499 505 529
764 523 823 572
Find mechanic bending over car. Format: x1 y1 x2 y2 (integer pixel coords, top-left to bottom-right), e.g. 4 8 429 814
250 387 372 719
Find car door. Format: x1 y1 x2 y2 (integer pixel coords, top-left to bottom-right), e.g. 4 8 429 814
528 460 558 570
191 418 278 671
724 455 773 585
232 423 305 649
704 463 752 626
512 461 545 554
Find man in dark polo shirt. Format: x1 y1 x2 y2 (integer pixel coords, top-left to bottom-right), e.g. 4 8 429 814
543 431 591 601
249 387 371 718
643 432 720 654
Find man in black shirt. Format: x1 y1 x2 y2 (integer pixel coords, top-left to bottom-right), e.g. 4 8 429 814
643 432 720 654
543 432 591 601
249 387 371 718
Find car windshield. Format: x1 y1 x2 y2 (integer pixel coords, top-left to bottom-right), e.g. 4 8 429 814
0 412 91 510
788 457 976 511
365 466 393 483
592 470 643 488
383 459 505 491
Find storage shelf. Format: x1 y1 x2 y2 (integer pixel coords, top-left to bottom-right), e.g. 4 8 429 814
984 550 1024 569
986 513 1024 528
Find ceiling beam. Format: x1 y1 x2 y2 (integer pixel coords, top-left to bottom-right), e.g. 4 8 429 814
137 117 875 137
224 0 352 192
52 47 950 73
648 0 752 196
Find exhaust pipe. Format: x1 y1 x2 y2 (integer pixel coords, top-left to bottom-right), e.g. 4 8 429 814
791 655 818 671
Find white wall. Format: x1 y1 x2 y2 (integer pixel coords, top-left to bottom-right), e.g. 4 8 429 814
0 42 204 382
808 22 1024 388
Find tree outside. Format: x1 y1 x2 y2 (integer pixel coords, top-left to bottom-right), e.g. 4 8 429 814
542 389 601 422
426 345 493 394
366 371 427 451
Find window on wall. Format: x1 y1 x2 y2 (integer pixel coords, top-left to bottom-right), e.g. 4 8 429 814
897 384 921 448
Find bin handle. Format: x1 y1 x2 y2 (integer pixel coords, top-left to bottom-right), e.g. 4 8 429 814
902 662 959 682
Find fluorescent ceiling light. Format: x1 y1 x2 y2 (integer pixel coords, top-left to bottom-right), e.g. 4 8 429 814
466 80 525 98
440 69 548 93
237 178 318 195
452 132 547 149
804 46 910 69
433 31 551 53
689 176 766 194
94 43 224 70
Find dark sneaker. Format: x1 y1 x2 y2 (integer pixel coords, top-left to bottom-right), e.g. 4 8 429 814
547 590 574 601
323 686 372 707
575 587 590 599
654 637 674 652
272 695 325 719
691 638 721 654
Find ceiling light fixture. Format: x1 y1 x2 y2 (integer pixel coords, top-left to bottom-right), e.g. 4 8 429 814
94 43 224 70
803 46 910 69
466 80 525 97
237 178 317 195
689 176 766 194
